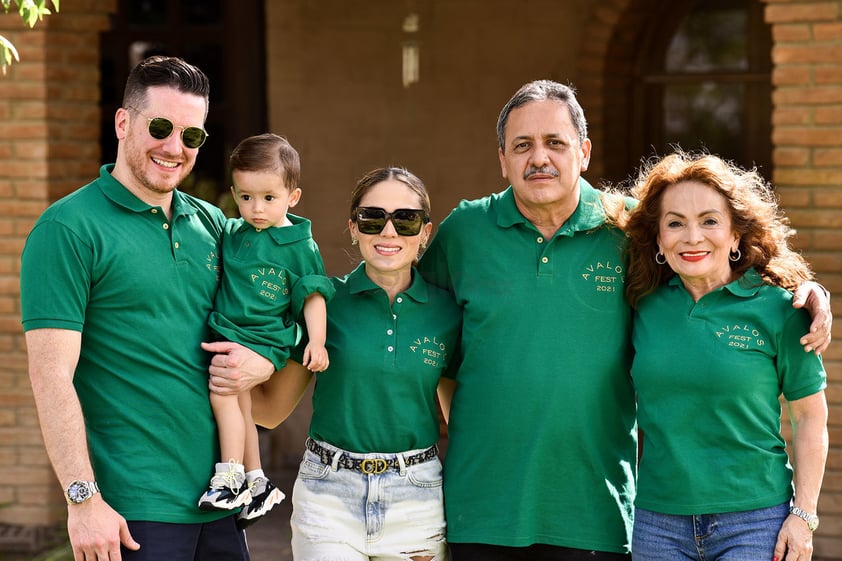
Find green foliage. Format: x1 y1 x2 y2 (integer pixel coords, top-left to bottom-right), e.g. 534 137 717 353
0 0 60 74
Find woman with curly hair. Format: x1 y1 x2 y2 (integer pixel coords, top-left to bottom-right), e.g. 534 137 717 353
623 151 828 561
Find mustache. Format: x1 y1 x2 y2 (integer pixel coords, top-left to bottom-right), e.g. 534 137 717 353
523 166 560 180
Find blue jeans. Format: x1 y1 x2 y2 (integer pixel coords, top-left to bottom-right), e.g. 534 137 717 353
291 439 449 560
632 502 789 560
450 543 630 560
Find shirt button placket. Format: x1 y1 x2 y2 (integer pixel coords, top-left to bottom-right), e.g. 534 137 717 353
537 236 552 274
387 297 403 362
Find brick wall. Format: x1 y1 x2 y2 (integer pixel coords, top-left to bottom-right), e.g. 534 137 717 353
0 0 115 532
1 0 838 557
764 1 842 556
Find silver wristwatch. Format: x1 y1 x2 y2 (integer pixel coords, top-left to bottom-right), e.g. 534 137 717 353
789 505 819 532
65 480 100 505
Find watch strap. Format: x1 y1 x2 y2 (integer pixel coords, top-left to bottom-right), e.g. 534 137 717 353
789 505 819 531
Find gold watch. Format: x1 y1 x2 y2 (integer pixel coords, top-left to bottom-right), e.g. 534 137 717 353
789 505 819 532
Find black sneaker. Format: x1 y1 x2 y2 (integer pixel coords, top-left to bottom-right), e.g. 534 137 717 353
236 477 285 530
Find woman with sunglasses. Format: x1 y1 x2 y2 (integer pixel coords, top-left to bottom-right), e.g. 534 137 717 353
251 167 461 560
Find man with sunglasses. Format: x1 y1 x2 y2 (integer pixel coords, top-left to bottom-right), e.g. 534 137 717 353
418 80 832 561
21 56 274 561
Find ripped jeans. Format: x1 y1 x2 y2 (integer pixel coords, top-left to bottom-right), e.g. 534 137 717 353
291 439 449 561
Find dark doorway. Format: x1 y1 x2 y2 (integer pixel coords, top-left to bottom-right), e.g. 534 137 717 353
99 0 266 211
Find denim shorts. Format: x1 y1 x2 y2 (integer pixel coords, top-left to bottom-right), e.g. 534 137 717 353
291 439 449 561
632 502 789 560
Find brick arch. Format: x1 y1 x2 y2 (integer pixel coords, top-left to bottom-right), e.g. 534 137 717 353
574 0 694 186
573 0 634 184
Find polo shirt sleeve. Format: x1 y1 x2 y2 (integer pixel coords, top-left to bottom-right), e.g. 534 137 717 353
778 307 827 401
289 245 335 321
418 222 454 292
21 220 92 332
418 215 463 379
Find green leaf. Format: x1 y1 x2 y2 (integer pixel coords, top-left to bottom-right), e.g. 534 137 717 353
0 0 59 74
0 34 21 74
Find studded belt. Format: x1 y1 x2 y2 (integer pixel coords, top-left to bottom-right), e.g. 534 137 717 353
305 438 438 474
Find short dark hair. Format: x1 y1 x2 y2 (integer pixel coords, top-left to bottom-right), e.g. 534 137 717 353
229 133 301 192
122 56 210 115
496 80 588 152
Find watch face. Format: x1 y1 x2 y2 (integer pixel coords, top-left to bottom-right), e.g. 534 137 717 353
808 518 819 532
68 482 90 503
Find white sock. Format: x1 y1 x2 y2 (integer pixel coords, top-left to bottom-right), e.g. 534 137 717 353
245 468 265 483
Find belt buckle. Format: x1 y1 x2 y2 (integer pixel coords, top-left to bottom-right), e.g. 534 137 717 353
360 458 388 474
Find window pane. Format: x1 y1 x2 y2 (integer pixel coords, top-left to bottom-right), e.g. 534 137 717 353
665 6 748 72
182 0 222 24
662 82 745 161
128 0 167 27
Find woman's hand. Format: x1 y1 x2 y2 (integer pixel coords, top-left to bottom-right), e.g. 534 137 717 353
773 515 813 561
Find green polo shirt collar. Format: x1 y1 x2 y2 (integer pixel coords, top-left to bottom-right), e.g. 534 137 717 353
667 267 765 298
347 262 430 303
495 177 607 236
96 163 200 219
267 213 312 244
232 213 314 245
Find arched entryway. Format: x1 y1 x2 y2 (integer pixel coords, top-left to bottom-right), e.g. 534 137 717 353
577 0 772 186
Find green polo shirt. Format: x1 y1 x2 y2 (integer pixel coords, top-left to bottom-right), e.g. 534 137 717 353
304 263 461 453
21 164 230 523
418 179 636 554
632 270 826 515
209 215 334 370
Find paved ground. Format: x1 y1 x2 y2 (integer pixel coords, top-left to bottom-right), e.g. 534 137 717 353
245 467 296 561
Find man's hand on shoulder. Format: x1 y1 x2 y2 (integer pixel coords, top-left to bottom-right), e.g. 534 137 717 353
793 281 832 355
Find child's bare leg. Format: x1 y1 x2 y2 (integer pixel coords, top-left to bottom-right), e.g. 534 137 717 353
210 391 246 463
198 391 251 511
240 390 261 471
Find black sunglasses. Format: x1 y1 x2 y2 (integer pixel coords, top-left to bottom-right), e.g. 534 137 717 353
128 107 208 149
352 207 429 236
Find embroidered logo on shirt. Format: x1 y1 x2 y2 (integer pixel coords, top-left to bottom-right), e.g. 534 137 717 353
250 267 289 301
410 336 448 368
206 250 221 281
580 260 624 293
715 323 766 350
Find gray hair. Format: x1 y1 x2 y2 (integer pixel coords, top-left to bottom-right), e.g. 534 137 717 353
496 80 588 152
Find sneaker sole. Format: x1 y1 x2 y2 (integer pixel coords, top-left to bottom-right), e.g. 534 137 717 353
239 488 285 520
197 490 252 511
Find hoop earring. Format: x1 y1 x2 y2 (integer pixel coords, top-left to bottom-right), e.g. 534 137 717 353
729 248 741 262
655 251 667 265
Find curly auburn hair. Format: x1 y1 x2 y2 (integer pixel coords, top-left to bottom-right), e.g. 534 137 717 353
623 151 812 308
